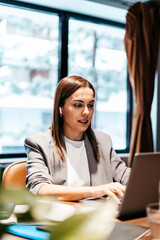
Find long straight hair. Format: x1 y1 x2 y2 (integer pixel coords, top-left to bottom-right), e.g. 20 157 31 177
51 75 100 161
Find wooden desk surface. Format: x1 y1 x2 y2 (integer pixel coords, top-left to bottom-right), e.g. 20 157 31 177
0 201 151 240
125 217 150 240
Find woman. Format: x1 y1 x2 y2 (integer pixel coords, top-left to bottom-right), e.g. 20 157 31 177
24 75 130 202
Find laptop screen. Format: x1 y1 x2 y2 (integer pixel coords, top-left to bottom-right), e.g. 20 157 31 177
118 152 160 220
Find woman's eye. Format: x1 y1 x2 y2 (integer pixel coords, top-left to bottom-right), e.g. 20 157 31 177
88 104 94 108
73 103 82 108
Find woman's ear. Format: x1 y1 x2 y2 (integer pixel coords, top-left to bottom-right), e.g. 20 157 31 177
59 107 63 117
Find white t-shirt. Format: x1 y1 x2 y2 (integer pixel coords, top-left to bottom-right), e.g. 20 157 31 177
64 136 90 186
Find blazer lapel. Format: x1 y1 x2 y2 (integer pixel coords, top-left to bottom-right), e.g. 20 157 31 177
85 133 110 186
49 137 67 185
84 135 100 186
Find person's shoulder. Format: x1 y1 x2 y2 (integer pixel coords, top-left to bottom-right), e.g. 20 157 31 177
25 128 52 145
93 129 111 139
93 129 112 144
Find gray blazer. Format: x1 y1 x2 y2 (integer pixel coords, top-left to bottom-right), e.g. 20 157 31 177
24 129 131 194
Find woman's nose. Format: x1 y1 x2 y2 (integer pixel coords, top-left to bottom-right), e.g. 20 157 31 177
82 106 89 115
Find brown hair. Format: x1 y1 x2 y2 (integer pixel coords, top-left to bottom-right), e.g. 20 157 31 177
51 75 100 161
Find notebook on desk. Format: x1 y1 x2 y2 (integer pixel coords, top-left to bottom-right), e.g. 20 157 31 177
118 152 160 220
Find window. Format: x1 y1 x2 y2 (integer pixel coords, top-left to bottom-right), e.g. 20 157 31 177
0 5 59 154
0 2 131 158
68 18 128 150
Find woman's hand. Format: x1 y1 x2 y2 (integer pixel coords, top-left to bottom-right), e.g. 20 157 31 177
88 182 126 203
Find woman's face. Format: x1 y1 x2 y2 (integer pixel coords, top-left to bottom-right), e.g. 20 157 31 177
61 87 95 140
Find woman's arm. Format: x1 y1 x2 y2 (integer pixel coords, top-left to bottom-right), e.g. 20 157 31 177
38 182 125 203
111 148 131 185
24 131 57 194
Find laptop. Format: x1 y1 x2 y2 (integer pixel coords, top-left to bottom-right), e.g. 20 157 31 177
118 152 160 220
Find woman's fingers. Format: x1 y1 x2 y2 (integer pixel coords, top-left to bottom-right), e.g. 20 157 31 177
88 182 126 202
111 187 123 199
103 182 126 200
103 188 121 204
112 182 126 192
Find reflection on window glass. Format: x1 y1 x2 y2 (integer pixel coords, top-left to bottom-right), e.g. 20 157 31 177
68 18 127 149
0 5 59 154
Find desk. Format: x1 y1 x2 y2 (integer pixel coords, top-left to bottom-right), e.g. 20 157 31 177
1 219 151 240
0 201 151 240
125 217 150 240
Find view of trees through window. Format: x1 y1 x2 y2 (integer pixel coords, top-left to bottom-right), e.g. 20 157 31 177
0 3 128 156
69 19 127 149
0 5 59 154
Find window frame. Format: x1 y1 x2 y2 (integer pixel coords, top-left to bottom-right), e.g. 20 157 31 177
0 0 132 160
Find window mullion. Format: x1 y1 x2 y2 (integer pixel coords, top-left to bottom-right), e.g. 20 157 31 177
58 13 69 81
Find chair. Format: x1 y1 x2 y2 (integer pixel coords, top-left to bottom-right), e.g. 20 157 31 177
2 160 27 189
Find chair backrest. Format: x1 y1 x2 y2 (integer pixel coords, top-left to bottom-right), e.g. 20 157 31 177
2 160 27 189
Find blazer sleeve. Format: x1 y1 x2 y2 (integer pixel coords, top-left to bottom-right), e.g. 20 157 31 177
110 148 131 185
24 135 54 194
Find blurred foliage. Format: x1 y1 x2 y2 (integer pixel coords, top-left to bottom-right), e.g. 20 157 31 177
0 187 118 240
49 199 117 240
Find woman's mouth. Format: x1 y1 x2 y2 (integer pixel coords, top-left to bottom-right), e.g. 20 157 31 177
78 119 88 124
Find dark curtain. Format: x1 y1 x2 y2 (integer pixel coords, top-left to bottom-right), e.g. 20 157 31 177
124 2 160 167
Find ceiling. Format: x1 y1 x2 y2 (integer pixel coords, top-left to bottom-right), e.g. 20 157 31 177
85 0 155 9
